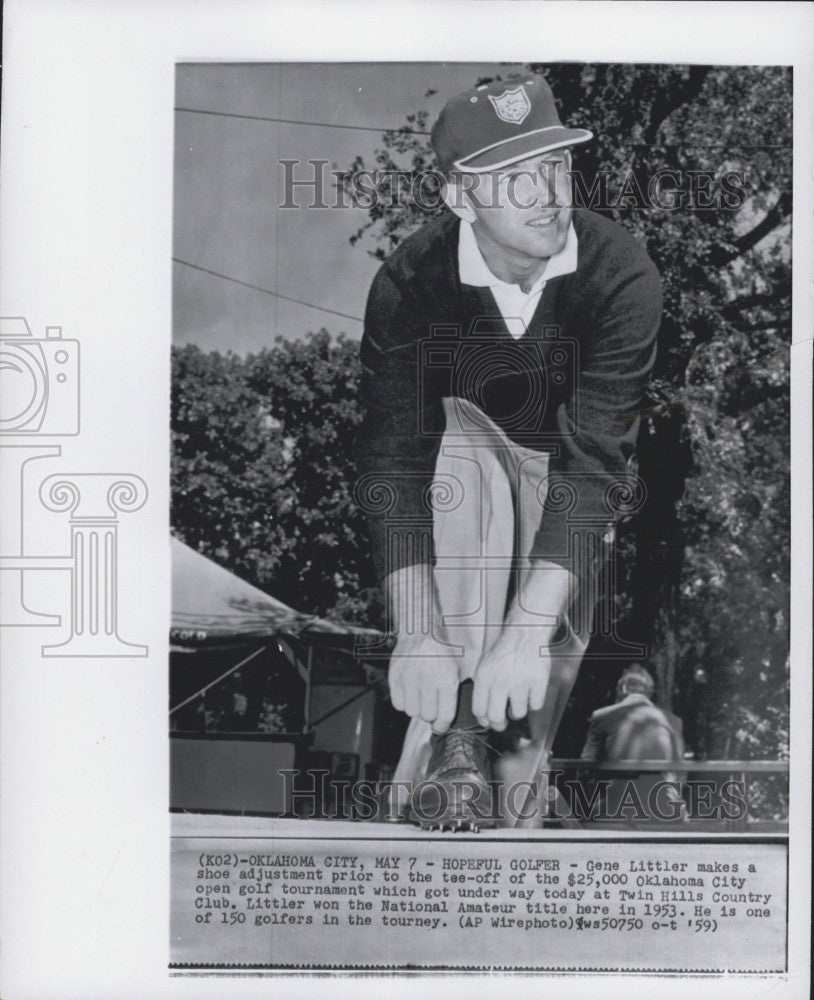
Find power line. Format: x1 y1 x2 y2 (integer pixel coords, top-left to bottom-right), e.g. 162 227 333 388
174 107 788 150
175 105 430 136
172 257 364 324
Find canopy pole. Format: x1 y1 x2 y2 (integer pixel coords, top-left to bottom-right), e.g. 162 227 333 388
169 645 267 716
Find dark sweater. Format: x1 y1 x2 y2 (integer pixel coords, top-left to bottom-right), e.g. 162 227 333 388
356 209 662 585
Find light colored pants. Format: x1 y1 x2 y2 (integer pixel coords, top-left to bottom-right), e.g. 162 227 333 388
393 397 590 817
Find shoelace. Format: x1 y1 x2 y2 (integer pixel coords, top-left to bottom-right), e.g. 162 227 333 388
434 725 496 770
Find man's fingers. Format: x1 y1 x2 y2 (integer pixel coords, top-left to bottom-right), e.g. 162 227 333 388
508 687 529 721
389 670 404 712
472 677 491 728
472 678 489 722
433 685 457 734
528 680 546 713
487 683 509 731
402 684 421 719
390 658 463 725
420 688 438 726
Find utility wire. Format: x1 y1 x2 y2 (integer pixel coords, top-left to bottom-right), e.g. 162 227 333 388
174 107 787 149
175 106 430 136
172 257 363 323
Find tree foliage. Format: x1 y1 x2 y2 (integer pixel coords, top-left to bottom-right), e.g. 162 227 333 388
172 333 382 627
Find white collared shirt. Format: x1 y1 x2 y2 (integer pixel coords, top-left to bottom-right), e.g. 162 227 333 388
458 220 579 338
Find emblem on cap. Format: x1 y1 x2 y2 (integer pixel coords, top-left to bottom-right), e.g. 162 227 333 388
488 86 531 125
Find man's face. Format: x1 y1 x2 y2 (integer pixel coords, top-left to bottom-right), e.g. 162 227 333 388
459 150 573 263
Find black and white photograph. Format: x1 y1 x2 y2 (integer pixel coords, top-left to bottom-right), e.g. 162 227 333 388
0 2 811 997
169 59 793 970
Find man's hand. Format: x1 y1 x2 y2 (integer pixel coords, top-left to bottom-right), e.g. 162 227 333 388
384 563 461 733
389 635 460 734
471 561 575 730
471 630 551 731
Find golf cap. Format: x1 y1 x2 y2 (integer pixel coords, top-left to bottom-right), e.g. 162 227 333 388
431 77 592 174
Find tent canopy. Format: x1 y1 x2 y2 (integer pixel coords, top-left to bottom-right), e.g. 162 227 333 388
171 536 371 644
169 537 386 733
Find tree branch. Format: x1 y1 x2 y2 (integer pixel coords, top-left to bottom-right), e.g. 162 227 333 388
722 292 789 319
735 322 788 333
643 66 711 144
706 190 792 267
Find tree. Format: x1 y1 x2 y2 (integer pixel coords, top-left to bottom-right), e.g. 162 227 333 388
171 333 383 626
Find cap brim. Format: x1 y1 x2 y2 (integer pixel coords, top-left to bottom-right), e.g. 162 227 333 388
454 126 593 173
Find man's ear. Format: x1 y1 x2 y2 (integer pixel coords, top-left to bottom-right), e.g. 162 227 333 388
442 174 478 223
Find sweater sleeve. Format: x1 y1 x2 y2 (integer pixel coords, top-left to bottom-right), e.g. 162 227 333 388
355 264 446 583
531 253 662 583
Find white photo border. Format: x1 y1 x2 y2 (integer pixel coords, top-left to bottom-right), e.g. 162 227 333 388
1 2 811 999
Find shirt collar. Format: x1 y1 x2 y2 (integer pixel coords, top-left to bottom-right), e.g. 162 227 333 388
458 219 578 291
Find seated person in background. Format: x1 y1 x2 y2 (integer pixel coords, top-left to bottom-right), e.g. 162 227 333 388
580 664 685 824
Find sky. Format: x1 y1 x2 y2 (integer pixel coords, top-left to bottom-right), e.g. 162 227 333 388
172 62 526 354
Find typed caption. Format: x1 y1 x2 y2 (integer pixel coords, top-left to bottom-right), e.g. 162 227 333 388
171 836 786 971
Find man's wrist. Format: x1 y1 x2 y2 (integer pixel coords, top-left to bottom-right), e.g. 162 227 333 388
384 563 442 636
505 561 576 630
